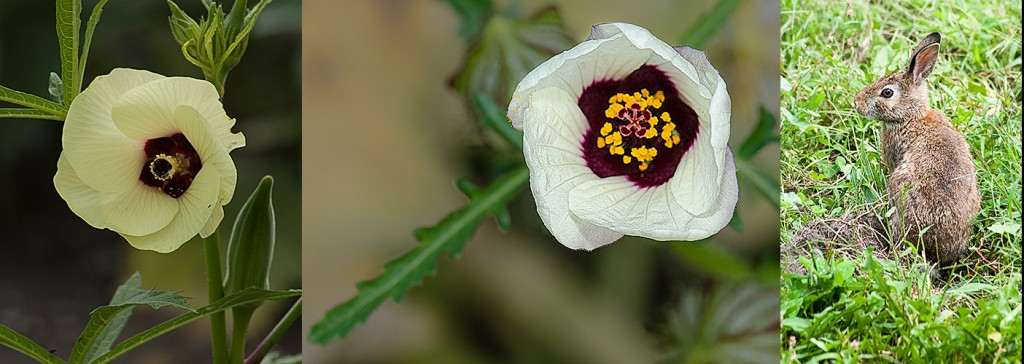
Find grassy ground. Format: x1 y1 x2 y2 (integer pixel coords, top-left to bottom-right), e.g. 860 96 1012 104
780 0 1022 362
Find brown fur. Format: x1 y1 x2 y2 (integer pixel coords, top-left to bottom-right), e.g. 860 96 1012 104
853 32 981 268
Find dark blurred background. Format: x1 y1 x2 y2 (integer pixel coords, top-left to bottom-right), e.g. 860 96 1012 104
0 1 301 363
304 0 780 362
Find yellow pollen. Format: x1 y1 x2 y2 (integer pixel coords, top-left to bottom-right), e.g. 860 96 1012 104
650 116 659 126
623 155 632 164
641 89 650 98
600 122 613 136
597 138 605 148
639 162 649 171
661 112 671 122
644 128 657 139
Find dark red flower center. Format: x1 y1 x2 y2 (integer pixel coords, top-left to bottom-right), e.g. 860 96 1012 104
579 65 699 188
139 133 202 198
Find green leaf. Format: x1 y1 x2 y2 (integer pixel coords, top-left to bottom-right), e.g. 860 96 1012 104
78 0 109 90
738 106 779 160
80 272 149 364
678 0 742 49
736 157 780 208
452 7 573 105
49 72 64 104
0 84 68 118
0 108 63 121
473 92 523 150
309 167 529 344
69 284 193 364
0 324 65 364
442 0 494 41
89 288 301 364
56 0 81 106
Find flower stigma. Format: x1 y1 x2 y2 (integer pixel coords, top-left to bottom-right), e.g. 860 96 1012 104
597 89 681 172
139 133 202 198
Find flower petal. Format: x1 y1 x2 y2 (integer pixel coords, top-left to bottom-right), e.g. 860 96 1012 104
509 31 651 130
54 153 179 236
111 77 245 151
522 87 623 249
174 104 238 207
122 164 222 253
570 148 738 241
62 69 163 193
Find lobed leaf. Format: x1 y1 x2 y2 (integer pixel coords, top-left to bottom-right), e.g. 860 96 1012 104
89 288 301 364
309 167 529 344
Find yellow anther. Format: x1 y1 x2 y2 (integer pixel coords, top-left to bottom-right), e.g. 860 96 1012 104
605 103 623 119
623 155 632 164
649 147 658 158
600 122 612 136
663 122 676 132
650 98 663 109
655 91 665 102
641 89 650 98
672 135 680 144
661 112 671 122
644 129 656 139
597 137 605 148
650 116 659 126
639 162 649 171
665 140 674 148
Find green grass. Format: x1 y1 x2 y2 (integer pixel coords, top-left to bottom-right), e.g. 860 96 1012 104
780 0 1022 362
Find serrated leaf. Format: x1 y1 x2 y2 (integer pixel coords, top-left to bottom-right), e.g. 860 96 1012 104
89 288 300 364
678 0 742 49
69 284 193 364
0 324 65 364
309 167 529 344
56 0 81 106
49 72 64 104
82 272 142 363
452 7 573 105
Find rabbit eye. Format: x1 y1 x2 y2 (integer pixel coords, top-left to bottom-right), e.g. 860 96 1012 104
881 88 894 98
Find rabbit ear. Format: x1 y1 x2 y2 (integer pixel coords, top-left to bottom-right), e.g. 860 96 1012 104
906 34 940 86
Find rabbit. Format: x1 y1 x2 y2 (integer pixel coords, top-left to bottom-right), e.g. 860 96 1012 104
853 32 981 275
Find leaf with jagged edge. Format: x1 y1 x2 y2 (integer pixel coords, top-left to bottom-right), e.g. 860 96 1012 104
309 167 529 344
68 283 193 364
82 272 141 364
451 7 573 105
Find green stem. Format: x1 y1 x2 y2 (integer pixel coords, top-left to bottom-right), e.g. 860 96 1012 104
204 231 229 364
244 298 301 364
229 307 255 364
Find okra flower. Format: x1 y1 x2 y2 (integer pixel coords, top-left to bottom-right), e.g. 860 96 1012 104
508 23 737 250
54 68 245 252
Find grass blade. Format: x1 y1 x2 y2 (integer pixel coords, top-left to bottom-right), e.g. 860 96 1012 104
309 167 529 344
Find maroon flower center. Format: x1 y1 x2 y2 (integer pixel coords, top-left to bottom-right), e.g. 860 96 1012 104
579 65 699 188
139 133 202 198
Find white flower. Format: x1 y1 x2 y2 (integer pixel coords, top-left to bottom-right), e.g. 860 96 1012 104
54 68 245 253
507 23 737 250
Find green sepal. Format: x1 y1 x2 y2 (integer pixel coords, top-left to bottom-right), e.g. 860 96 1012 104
223 176 276 299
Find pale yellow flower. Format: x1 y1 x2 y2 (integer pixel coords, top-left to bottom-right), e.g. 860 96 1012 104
55 68 244 252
